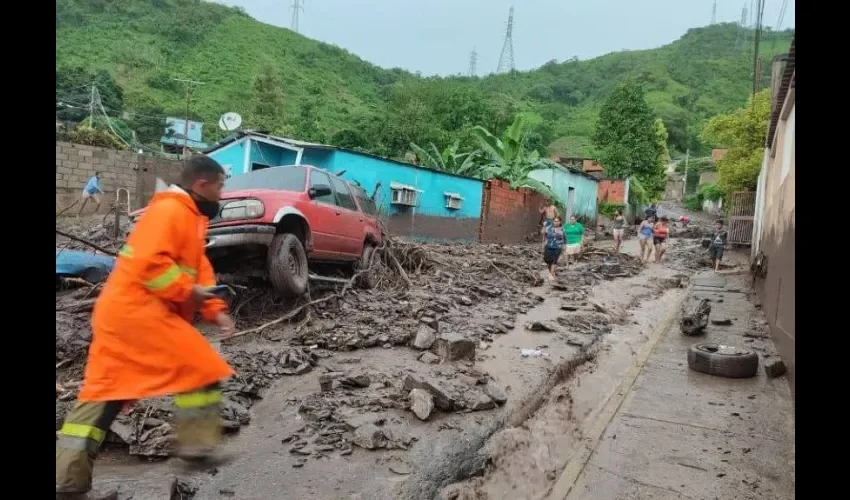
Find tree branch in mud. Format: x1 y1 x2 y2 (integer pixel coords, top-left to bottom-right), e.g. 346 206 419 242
55 229 118 256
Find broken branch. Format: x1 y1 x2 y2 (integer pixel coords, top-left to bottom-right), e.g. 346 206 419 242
55 229 118 256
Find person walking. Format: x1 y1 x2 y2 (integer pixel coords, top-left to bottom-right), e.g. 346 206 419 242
563 215 585 265
708 219 728 273
542 216 565 280
644 203 657 221
638 216 655 262
78 172 105 216
653 216 671 263
56 156 236 500
612 209 626 253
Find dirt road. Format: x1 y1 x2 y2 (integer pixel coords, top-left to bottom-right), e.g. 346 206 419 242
56 216 747 499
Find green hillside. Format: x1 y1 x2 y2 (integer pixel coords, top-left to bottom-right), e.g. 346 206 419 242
56 0 793 158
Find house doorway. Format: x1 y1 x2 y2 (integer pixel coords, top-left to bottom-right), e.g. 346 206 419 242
566 187 575 220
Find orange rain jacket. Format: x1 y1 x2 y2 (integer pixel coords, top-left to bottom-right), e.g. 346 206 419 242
78 186 235 402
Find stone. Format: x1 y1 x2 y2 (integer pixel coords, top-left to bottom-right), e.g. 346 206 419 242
711 318 733 326
109 419 135 444
526 321 557 332
408 389 435 421
435 332 476 362
457 295 474 306
419 316 439 331
339 374 371 389
418 352 441 364
764 358 787 378
484 384 507 404
293 362 312 375
501 320 515 331
352 424 386 450
470 393 496 411
318 374 337 392
412 326 437 350
403 374 456 411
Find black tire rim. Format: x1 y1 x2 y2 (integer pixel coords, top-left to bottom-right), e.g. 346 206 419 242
695 344 753 357
287 247 303 278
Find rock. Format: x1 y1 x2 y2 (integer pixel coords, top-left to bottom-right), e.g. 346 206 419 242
319 374 337 392
412 326 437 350
418 352 441 364
711 318 733 326
419 316 439 331
352 424 386 450
457 296 474 306
109 419 135 444
343 413 385 431
484 384 507 404
526 321 557 332
403 374 456 411
470 393 496 411
339 374 371 389
764 358 787 378
409 389 435 421
435 332 476 362
501 320 515 330
221 419 241 434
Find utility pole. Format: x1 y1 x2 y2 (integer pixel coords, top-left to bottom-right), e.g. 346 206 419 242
496 6 516 74
468 46 478 77
290 0 304 33
751 0 766 103
683 149 690 196
88 84 96 128
171 78 204 157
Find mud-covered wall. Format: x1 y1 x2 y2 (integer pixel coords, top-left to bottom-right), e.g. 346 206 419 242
56 142 184 214
754 97 795 401
479 180 548 244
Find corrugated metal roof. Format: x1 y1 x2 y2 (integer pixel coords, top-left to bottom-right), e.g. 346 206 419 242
767 35 795 149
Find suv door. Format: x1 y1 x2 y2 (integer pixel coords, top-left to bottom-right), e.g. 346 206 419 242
328 176 366 258
307 169 347 260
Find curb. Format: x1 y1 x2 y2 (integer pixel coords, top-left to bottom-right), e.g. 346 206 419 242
546 284 692 500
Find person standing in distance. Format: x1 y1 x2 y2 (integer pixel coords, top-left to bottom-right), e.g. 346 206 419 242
56 156 236 500
78 171 105 216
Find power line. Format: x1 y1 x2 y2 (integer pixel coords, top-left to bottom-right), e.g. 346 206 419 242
290 0 304 33
495 6 515 74
171 77 205 155
468 46 478 77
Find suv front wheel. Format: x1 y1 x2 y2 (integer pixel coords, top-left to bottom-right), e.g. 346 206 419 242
267 233 309 297
355 244 377 290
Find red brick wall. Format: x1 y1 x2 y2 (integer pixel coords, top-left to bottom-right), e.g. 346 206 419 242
597 179 626 204
479 180 548 244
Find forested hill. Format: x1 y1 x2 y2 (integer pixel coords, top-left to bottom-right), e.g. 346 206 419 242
56 0 793 158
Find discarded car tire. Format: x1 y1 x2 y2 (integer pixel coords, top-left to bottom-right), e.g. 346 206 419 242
267 233 309 297
687 343 759 379
356 244 377 290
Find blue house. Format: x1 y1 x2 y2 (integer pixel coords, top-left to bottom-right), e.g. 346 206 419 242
161 117 208 153
204 131 485 242
528 164 600 222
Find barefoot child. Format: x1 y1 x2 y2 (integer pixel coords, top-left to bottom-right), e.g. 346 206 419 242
542 216 565 280
708 219 728 273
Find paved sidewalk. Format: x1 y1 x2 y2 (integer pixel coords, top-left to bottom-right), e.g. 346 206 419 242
566 272 795 500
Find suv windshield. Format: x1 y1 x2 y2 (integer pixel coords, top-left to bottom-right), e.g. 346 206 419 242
224 166 307 192
351 185 378 216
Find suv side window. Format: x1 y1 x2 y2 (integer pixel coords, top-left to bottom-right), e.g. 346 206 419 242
309 170 336 205
330 177 359 211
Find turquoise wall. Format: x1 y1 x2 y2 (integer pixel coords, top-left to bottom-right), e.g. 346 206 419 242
208 140 245 178
301 148 334 168
326 151 483 220
528 166 598 220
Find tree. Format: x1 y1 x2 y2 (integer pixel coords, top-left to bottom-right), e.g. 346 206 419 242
592 82 663 197
637 118 672 199
700 89 770 195
471 115 560 204
251 63 284 130
408 140 479 177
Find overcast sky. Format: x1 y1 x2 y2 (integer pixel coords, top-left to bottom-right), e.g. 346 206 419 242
213 0 794 76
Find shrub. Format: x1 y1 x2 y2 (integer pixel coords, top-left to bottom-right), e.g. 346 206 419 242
598 201 626 218
683 193 703 211
699 183 724 202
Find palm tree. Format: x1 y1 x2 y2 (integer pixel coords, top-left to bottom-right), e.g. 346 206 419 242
471 115 560 204
408 140 480 177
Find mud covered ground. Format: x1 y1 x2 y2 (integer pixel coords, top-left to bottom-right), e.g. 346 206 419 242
55 213 726 499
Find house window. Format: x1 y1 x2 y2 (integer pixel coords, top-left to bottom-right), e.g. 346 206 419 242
390 182 420 207
444 192 463 210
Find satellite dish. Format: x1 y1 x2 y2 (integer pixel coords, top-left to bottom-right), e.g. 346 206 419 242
218 112 243 132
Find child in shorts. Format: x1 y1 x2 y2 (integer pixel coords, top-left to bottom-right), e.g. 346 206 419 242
709 219 728 273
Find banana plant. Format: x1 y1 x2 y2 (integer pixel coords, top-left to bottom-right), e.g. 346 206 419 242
408 140 480 177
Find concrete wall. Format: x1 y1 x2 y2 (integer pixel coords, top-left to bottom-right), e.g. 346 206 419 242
479 179 547 244
665 174 685 201
56 142 184 214
753 88 795 400
329 150 484 242
528 166 598 222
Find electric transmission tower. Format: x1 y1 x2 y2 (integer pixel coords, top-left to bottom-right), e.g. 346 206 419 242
711 0 717 24
290 0 304 33
735 4 748 50
495 6 515 74
468 47 478 77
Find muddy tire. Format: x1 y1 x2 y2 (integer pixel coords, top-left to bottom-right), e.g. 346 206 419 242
355 244 377 290
687 343 759 378
267 233 309 297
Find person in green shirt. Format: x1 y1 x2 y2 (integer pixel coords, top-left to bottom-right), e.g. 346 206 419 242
563 215 585 265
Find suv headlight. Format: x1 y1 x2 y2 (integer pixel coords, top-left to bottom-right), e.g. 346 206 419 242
219 199 265 220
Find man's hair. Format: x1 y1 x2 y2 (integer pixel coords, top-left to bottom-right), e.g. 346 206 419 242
715 219 725 226
181 155 225 186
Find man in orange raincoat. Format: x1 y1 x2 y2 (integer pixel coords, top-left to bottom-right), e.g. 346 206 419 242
56 156 237 500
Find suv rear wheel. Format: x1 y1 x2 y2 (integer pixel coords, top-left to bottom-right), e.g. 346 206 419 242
267 233 309 297
355 244 377 290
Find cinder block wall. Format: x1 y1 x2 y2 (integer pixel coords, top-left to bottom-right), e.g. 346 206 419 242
479 180 547 244
55 142 184 214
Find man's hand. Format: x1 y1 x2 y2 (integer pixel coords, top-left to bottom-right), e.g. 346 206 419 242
215 312 236 339
190 285 215 306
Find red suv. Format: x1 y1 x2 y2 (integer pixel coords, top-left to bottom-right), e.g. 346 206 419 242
129 165 383 297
